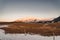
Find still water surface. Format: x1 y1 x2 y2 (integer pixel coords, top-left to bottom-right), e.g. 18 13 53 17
0 25 60 40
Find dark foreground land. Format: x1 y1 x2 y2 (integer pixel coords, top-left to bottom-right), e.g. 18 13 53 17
0 22 60 36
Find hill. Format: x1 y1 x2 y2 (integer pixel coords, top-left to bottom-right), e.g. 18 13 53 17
52 16 60 22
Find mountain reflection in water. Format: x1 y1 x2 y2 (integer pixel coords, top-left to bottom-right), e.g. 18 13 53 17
0 29 60 40
0 25 60 40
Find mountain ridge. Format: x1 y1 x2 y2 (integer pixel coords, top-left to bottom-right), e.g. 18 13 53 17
15 17 53 23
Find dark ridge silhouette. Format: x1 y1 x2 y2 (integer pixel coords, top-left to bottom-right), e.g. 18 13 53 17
52 16 60 22
37 21 52 23
37 16 60 23
0 22 24 25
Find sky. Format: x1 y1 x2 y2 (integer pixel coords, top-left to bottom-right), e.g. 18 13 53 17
0 0 60 22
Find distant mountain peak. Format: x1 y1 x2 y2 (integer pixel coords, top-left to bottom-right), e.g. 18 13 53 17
15 17 53 23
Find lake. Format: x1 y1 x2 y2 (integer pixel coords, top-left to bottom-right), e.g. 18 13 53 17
0 25 60 40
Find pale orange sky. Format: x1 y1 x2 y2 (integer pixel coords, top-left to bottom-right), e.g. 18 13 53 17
0 0 60 22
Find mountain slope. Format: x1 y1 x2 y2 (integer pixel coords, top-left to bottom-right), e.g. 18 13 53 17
52 16 60 22
15 17 52 23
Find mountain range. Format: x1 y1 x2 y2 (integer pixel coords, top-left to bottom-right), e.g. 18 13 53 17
0 16 60 24
15 17 53 23
15 16 60 23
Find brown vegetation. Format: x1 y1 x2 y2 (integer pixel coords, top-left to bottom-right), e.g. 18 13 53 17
0 22 60 36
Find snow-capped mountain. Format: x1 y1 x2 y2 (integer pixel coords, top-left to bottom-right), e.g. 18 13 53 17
15 17 53 23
